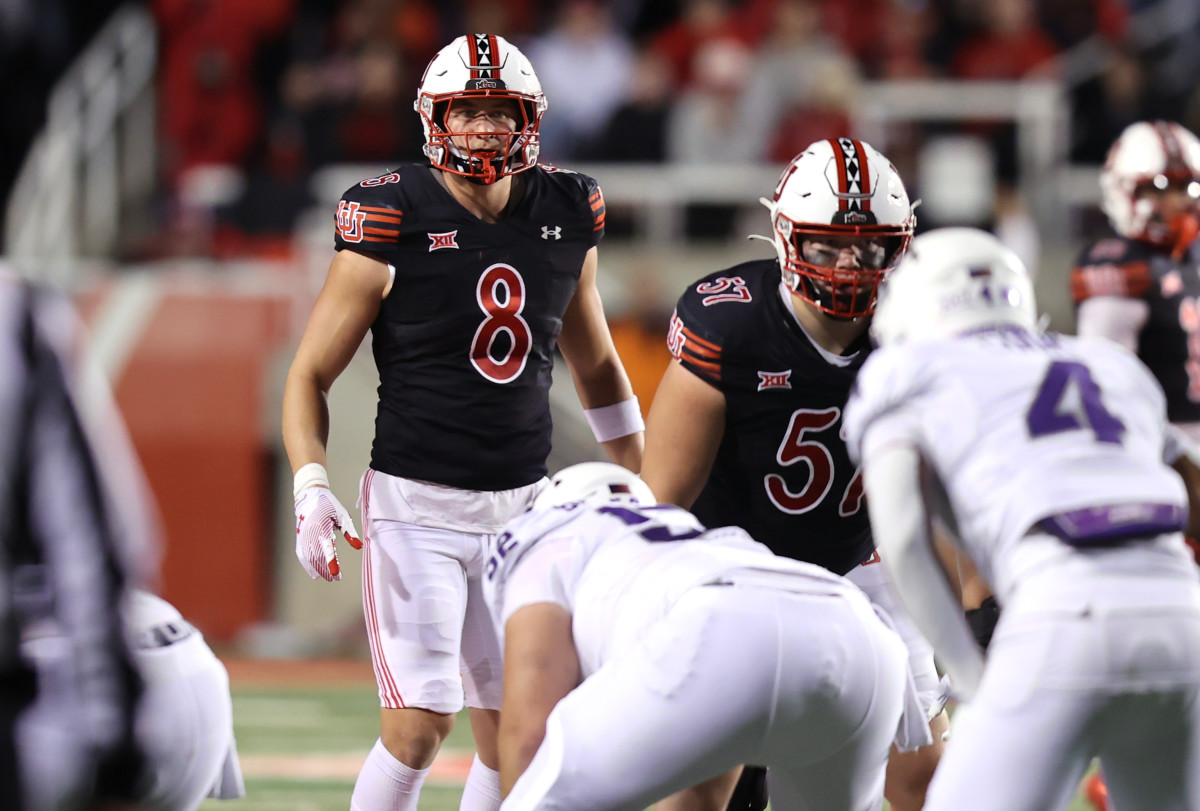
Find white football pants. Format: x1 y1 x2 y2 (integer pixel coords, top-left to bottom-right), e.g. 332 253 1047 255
926 546 1200 811
503 582 909 811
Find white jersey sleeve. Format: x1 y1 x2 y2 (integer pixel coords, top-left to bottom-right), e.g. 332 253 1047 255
1074 296 1149 353
496 538 578 624
483 505 587 634
845 345 943 464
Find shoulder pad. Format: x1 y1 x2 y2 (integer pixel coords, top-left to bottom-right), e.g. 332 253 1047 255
539 167 605 237
485 505 583 588
668 301 726 387
667 265 774 386
335 172 406 249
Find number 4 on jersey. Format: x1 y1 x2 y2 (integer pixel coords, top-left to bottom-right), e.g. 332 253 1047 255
1026 360 1125 443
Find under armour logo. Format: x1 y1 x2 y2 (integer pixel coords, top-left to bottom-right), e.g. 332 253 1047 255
757 370 792 391
542 226 562 240
428 230 459 251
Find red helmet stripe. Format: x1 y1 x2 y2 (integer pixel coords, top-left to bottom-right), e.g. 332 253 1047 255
1153 120 1189 175
469 35 481 79
468 33 502 80
851 138 872 211
827 138 850 210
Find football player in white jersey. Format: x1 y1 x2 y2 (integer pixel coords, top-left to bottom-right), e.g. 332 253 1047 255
485 462 931 811
20 590 244 811
844 227 1200 811
125 590 244 810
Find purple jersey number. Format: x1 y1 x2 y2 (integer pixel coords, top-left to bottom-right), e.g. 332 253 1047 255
597 505 704 542
1026 360 1125 444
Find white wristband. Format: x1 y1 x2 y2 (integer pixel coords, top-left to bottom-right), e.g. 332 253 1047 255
584 397 644 443
293 462 331 498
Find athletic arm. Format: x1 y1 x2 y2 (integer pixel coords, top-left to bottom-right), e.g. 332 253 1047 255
863 442 987 700
557 246 644 471
281 250 391 474
498 603 581 797
641 360 726 508
1074 296 1148 353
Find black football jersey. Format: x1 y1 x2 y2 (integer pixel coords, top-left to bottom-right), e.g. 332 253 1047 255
334 164 606 490
1071 236 1200 424
668 260 873 575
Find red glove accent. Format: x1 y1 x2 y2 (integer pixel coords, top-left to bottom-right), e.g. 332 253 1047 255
294 486 362 581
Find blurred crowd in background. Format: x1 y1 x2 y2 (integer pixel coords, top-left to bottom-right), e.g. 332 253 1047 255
3 0 1200 258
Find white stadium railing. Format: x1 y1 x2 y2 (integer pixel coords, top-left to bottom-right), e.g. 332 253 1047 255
3 3 157 284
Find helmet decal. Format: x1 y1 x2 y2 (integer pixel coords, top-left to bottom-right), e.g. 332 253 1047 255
468 34 502 82
829 137 873 214
1153 120 1190 177
532 462 657 511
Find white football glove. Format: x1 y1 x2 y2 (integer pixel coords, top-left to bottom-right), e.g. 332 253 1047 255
294 485 361 581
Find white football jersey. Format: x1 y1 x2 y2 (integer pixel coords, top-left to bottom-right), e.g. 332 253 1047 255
845 328 1188 595
484 501 858 677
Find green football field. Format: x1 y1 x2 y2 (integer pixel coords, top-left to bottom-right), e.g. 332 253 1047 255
200 679 1099 811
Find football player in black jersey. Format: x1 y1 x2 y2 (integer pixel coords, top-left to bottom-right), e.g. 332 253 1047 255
1071 119 1200 811
1073 120 1200 445
642 139 948 811
281 34 643 811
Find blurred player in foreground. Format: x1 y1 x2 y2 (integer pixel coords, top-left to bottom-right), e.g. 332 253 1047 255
0 270 147 810
486 462 931 811
23 589 245 811
3 269 243 810
846 227 1200 811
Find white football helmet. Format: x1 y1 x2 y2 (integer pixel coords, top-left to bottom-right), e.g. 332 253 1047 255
533 462 656 511
415 34 547 183
871 227 1037 346
760 138 915 319
1101 120 1200 250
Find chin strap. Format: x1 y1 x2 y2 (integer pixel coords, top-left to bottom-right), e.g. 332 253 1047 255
1170 213 1200 260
